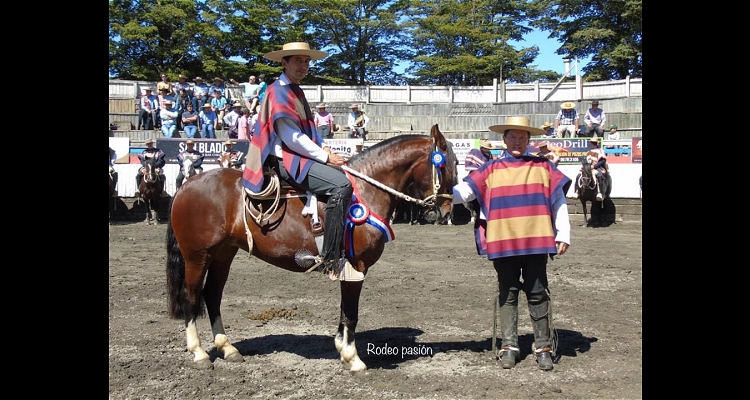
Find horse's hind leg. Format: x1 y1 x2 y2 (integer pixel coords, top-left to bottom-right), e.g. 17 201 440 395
335 280 367 372
203 254 243 363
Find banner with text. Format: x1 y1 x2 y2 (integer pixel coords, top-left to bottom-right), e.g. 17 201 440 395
156 138 251 164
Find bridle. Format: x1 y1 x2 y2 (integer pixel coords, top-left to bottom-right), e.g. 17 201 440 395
243 137 454 226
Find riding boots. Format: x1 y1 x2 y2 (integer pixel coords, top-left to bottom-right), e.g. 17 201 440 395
321 186 353 273
529 294 555 371
498 290 520 369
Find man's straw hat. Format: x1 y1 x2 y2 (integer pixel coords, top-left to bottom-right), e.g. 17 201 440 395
538 141 550 148
560 101 575 109
479 140 495 149
264 42 328 62
489 116 546 136
541 121 552 129
224 140 235 146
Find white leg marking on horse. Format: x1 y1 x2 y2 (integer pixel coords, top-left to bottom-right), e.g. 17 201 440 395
186 320 210 364
212 316 243 362
335 328 367 372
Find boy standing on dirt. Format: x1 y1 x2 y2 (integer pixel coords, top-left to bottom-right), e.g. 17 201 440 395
451 116 571 371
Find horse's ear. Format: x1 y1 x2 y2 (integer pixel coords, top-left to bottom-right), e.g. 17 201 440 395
430 124 448 151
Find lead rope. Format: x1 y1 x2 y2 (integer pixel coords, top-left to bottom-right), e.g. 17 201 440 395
340 165 434 207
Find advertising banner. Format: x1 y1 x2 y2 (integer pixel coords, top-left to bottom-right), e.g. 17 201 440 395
528 138 593 165
448 139 479 165
324 138 365 158
631 137 642 163
155 138 251 164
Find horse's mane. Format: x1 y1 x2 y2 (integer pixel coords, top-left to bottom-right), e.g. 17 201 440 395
347 134 431 169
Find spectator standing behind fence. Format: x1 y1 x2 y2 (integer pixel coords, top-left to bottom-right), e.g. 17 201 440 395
314 103 335 138
159 100 178 138
211 89 228 130
191 77 209 109
237 107 251 140
138 87 158 130
248 74 266 113
451 116 571 371
555 102 579 138
181 103 199 138
199 103 218 139
583 100 606 137
347 104 369 139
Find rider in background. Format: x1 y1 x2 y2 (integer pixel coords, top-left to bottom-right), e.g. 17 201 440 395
135 139 166 196
109 146 118 194
569 135 608 201
176 139 204 190
536 141 560 165
347 104 369 140
221 140 245 169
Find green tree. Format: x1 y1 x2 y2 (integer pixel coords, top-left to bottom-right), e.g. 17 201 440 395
404 0 559 85
531 0 642 80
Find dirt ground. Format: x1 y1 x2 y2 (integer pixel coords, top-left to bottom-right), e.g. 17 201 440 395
109 216 642 399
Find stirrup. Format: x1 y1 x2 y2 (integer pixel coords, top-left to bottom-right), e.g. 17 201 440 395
499 346 520 369
535 347 554 371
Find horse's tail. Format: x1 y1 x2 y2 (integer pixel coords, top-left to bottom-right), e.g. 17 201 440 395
166 215 187 319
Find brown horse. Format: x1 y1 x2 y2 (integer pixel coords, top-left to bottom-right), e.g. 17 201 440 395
137 158 163 224
166 125 458 371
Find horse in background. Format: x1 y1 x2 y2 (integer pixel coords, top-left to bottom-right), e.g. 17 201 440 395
178 156 199 188
219 153 243 169
575 158 612 226
165 125 458 372
137 158 163 224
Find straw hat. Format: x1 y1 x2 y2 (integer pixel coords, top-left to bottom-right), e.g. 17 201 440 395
560 101 575 109
541 121 552 129
479 140 495 149
349 104 360 109
186 139 195 145
264 42 328 62
202 103 212 108
224 140 235 146
194 76 203 82
589 135 600 142
316 103 327 108
488 116 546 136
145 139 155 145
538 141 550 148
212 77 223 83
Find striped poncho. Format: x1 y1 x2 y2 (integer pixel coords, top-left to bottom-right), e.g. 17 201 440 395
242 80 322 192
464 156 570 260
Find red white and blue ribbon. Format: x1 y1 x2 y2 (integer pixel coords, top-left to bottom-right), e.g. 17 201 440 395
345 199 395 258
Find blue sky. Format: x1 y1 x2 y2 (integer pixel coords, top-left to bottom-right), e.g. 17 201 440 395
511 29 592 75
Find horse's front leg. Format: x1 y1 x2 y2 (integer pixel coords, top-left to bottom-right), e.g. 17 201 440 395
335 279 366 372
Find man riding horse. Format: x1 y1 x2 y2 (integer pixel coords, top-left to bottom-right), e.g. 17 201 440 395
135 139 165 196
220 140 245 169
570 135 608 201
176 139 204 190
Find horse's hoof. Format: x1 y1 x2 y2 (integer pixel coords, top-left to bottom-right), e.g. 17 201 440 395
191 359 214 370
223 352 244 363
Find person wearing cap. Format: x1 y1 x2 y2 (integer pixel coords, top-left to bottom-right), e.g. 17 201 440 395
210 88 228 130
347 104 370 140
223 102 243 138
583 100 606 137
536 141 560 165
248 74 267 113
220 140 245 169
451 116 571 371
607 124 620 141
135 139 166 195
570 135 608 201
314 103 335 138
242 42 352 272
191 77 210 109
540 121 555 138
159 99 179 138
198 103 218 139
175 139 205 190
555 101 579 138
138 87 158 130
